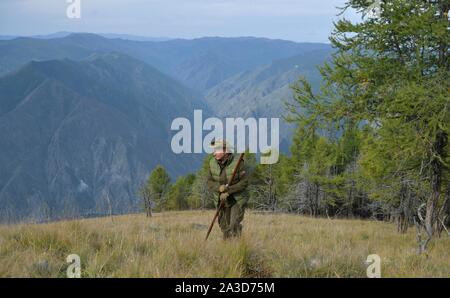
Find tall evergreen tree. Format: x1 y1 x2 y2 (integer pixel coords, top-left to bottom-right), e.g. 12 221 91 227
139 165 171 215
166 174 196 210
287 0 449 250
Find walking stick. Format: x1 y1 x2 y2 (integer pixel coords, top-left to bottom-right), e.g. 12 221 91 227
205 152 245 240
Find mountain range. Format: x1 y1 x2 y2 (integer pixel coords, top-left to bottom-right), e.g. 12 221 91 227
0 33 332 222
0 32 171 42
205 49 332 150
0 33 330 91
0 52 206 222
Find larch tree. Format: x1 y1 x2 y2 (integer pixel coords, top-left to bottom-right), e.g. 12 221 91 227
286 0 449 251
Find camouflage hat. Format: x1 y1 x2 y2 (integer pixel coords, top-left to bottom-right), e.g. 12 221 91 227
209 138 233 152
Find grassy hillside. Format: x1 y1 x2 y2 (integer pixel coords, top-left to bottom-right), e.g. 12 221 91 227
0 210 448 277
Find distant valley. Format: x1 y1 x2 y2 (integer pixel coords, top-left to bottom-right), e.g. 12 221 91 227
0 33 332 221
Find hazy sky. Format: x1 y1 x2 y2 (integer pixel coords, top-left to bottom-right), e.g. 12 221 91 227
0 0 360 42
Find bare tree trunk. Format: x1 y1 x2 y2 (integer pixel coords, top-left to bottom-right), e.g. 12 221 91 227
313 182 319 217
142 191 152 218
143 193 149 216
444 182 450 228
397 181 412 234
106 190 114 223
146 194 152 217
307 183 313 216
414 216 430 255
268 164 274 211
437 182 450 237
423 131 446 247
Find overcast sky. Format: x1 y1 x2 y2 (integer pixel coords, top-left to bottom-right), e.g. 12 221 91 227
0 0 360 42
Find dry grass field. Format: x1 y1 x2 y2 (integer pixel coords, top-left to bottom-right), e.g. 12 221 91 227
0 210 449 277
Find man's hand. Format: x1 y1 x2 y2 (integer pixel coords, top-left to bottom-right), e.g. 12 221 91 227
219 192 229 202
219 184 229 193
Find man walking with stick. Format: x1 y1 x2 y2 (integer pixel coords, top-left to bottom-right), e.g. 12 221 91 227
205 139 249 240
